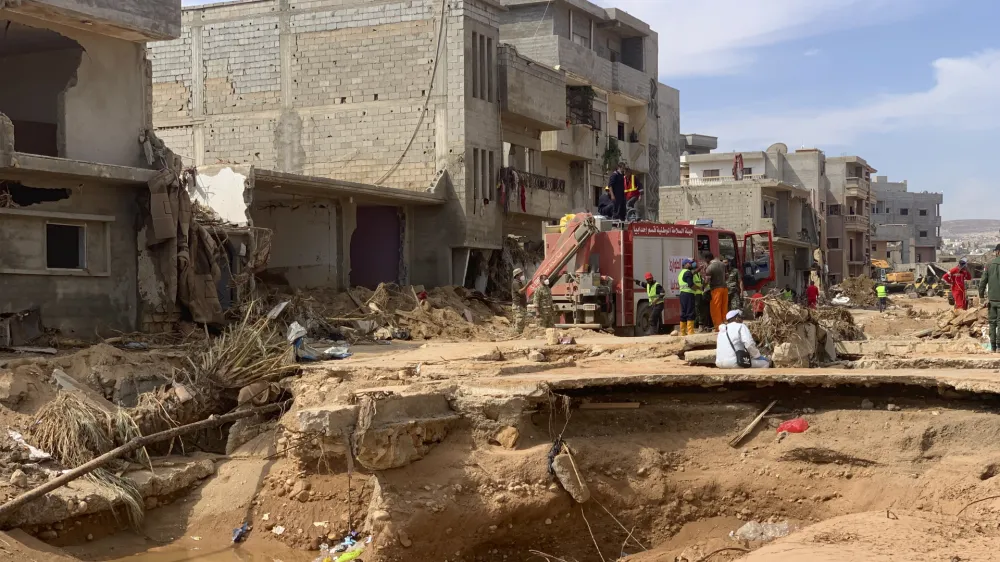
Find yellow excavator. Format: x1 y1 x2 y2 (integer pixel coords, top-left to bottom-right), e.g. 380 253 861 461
871 259 915 293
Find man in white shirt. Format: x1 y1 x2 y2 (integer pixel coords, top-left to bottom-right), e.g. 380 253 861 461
716 310 771 368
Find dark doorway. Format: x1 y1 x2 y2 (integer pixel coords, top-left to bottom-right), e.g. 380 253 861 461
350 205 401 289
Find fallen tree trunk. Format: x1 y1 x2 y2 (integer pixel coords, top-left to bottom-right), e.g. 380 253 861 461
0 400 291 526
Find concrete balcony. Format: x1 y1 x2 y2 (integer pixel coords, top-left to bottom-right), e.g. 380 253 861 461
499 45 567 132
13 0 181 40
502 167 571 219
612 62 651 103
845 177 872 200
624 141 649 173
682 174 766 186
843 214 871 232
541 125 600 161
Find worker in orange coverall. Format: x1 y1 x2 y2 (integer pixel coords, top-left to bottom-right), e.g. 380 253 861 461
943 258 973 310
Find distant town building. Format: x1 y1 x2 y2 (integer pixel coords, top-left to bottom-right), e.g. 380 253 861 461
871 176 943 264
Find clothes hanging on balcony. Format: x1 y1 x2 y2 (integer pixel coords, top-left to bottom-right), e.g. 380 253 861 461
520 178 527 213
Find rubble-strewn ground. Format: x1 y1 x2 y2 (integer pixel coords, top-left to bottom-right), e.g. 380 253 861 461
4 290 1000 562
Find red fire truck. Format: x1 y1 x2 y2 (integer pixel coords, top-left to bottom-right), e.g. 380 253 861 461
525 213 776 335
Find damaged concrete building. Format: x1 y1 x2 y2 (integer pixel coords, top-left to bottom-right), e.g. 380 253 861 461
148 0 680 289
871 175 943 265
665 143 825 292
0 0 183 339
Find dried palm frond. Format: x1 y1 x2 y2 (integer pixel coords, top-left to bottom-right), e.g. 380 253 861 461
30 394 148 527
194 299 297 389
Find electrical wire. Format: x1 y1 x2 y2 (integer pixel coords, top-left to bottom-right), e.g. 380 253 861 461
374 0 448 186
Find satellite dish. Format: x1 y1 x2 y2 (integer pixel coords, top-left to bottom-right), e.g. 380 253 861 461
766 142 788 154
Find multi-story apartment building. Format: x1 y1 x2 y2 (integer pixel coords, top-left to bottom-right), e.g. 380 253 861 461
663 143 821 292
680 133 718 157
871 176 943 265
825 156 876 280
1 0 182 337
148 0 680 290
500 0 680 220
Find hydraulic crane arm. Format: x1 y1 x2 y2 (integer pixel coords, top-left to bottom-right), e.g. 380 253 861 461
525 213 600 300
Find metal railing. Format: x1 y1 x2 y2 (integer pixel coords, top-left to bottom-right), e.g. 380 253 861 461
500 167 566 193
682 173 766 185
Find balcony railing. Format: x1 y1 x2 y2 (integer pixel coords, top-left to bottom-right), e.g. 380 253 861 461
682 174 766 186
843 214 870 230
500 167 566 193
845 177 871 200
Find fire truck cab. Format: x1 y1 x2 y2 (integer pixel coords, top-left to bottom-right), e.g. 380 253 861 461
525 213 776 335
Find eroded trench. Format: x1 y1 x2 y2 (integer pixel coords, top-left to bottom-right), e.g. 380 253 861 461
32 379 1000 562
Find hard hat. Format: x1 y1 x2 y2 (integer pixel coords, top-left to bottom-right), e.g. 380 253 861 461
513 268 523 276
960 258 968 265
644 272 654 280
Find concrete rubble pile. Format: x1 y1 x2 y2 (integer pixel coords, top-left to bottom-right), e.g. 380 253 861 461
923 306 988 340
832 276 879 308
681 299 865 368
281 283 510 343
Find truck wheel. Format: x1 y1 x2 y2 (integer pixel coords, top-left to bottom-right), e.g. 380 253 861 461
635 302 656 337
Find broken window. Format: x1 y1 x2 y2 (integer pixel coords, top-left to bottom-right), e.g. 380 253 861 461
0 20 84 157
46 223 85 269
0 181 71 207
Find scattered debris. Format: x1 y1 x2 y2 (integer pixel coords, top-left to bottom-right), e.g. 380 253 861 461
776 418 809 434
924 306 988 339
232 522 249 543
834 276 879 308
491 426 520 449
730 400 778 448
528 350 548 362
731 520 793 543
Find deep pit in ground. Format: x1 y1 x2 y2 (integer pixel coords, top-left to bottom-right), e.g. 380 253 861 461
34 382 1000 562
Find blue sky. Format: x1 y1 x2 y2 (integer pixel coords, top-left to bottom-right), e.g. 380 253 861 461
182 0 998 219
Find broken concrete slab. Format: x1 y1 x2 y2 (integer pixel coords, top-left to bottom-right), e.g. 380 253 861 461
355 415 458 471
552 452 590 503
836 340 982 357
684 349 716 366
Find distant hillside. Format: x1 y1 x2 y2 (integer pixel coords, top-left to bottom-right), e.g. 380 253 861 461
942 220 1000 238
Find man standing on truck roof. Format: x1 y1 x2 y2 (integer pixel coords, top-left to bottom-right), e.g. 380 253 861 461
511 268 527 334
678 259 697 336
705 253 728 328
944 258 972 310
597 186 614 217
635 272 665 335
607 161 627 221
979 244 1000 352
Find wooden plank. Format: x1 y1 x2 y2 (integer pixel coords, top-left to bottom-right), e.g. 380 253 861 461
579 402 641 410
729 400 778 448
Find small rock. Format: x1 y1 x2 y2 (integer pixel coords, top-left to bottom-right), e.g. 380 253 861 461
78 501 88 513
145 497 158 510
492 426 520 449
637 467 647 477
398 530 412 548
545 518 552 525
802 407 816 414
371 510 391 522
887 404 901 411
86 534 94 541
682 489 696 503
9 469 27 488
860 399 874 410
38 530 58 541
528 350 547 362
294 490 310 503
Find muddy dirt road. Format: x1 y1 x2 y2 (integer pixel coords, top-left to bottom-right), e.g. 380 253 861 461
5 298 1000 562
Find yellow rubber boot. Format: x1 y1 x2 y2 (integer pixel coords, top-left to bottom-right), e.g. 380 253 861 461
687 321 696 336
677 322 686 336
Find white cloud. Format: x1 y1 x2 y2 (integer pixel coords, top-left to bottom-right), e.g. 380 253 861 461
594 0 926 78
803 48 821 57
687 50 1000 148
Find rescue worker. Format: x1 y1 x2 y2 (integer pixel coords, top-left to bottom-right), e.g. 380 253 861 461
511 268 527 334
806 280 820 309
635 272 665 334
597 186 614 217
533 274 556 328
943 258 973 310
606 161 627 221
978 244 1000 352
726 259 742 312
705 253 728 328
781 285 795 301
678 259 697 336
875 281 888 313
692 260 710 332
624 169 643 220
750 290 766 319
716 310 771 369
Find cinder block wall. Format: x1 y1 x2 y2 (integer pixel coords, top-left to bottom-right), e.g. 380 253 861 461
659 185 761 234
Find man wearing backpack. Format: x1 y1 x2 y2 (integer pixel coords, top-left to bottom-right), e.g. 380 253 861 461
716 310 770 368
